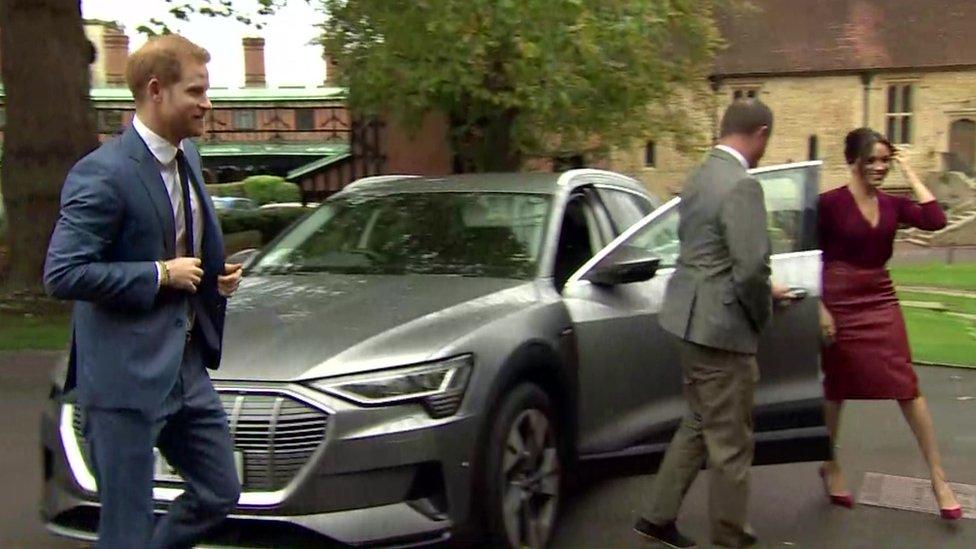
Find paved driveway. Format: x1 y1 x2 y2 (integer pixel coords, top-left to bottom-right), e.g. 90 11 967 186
2 352 972 548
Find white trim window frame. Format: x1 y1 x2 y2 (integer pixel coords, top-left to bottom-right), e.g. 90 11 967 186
885 82 915 145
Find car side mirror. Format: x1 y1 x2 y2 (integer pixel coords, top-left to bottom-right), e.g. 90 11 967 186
582 246 660 286
226 248 259 269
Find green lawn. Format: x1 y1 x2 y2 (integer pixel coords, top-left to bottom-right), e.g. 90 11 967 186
0 311 70 351
898 291 976 315
889 262 976 291
902 309 976 368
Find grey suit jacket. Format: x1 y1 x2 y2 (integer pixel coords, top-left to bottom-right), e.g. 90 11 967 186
659 148 772 354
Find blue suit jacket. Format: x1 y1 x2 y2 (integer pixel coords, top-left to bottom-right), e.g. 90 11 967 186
44 125 227 413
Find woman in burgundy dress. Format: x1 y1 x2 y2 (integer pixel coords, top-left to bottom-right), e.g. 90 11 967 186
817 128 961 519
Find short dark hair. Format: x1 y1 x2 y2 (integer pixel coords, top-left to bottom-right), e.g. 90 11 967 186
719 99 773 138
844 127 893 165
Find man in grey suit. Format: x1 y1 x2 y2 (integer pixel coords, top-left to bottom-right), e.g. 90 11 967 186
634 99 792 548
44 35 242 547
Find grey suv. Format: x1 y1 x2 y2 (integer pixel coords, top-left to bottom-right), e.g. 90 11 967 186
42 166 828 547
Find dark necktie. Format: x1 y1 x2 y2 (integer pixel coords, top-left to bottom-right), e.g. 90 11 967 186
175 150 196 257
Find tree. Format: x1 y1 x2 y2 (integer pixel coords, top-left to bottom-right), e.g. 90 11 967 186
321 0 726 172
0 0 98 293
0 0 281 293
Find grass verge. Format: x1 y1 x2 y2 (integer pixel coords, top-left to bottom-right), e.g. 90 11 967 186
889 262 976 291
0 311 70 352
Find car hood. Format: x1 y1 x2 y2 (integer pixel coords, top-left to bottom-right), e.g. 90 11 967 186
214 273 540 382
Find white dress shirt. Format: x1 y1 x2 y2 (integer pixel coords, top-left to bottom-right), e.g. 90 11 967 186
715 144 750 170
133 116 204 288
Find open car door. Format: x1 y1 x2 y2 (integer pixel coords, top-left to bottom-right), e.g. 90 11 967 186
563 161 829 467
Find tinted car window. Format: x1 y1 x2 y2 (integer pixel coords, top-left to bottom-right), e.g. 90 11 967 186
627 203 679 268
252 192 551 279
597 188 655 234
753 164 820 253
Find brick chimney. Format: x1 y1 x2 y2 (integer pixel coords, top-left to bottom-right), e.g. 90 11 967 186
242 37 266 87
102 26 129 87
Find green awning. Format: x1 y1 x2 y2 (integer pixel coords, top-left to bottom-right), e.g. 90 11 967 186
199 142 349 158
286 152 353 180
0 85 348 103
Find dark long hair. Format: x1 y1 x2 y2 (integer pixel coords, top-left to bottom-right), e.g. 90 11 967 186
844 127 893 166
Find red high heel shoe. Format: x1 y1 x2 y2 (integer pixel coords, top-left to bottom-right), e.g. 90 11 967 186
940 506 963 520
818 465 854 508
934 483 963 520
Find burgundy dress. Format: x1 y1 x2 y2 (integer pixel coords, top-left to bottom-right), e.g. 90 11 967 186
818 186 947 400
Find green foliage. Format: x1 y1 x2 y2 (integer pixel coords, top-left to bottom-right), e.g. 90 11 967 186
321 0 727 171
207 176 302 206
137 0 287 35
206 182 247 198
218 208 306 244
241 175 302 206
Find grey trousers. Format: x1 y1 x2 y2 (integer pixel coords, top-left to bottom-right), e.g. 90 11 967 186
645 338 760 548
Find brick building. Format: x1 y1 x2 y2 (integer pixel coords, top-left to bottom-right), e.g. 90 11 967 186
0 21 382 195
611 0 976 201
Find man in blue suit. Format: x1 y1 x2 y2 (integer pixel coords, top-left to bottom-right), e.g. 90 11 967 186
44 34 242 548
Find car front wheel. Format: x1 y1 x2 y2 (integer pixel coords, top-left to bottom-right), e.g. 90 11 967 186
484 383 562 548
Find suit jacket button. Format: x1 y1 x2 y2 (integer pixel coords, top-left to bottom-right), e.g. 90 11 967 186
175 319 184 328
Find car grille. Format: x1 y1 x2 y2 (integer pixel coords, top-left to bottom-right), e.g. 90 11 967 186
71 391 330 492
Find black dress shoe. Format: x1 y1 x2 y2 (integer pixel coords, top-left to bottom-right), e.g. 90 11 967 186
633 518 697 548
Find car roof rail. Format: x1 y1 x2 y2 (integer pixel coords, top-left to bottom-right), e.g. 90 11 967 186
343 174 422 191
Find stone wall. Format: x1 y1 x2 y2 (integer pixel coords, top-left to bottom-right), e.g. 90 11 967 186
612 68 976 199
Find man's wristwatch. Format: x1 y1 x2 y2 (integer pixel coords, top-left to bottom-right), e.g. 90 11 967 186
157 260 170 286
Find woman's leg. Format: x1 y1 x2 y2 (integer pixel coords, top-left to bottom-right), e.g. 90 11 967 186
897 396 960 510
822 399 849 494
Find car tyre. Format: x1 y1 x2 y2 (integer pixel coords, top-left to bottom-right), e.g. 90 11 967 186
483 383 562 548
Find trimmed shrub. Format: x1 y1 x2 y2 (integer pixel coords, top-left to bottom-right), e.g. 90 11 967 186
206 182 247 198
218 207 307 244
241 175 301 206
206 175 302 206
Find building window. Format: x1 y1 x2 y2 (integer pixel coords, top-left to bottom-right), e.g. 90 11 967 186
885 84 913 144
552 154 585 172
644 140 656 167
808 135 818 160
234 110 256 130
295 108 315 131
732 88 759 101
97 110 123 133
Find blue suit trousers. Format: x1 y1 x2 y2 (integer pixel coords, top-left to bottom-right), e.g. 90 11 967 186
84 339 240 548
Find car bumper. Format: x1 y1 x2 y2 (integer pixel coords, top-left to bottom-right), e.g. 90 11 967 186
40 382 481 546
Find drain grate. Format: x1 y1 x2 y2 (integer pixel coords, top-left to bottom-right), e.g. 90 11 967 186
858 472 975 519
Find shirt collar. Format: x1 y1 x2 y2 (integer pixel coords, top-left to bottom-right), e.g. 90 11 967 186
714 144 750 170
133 115 184 165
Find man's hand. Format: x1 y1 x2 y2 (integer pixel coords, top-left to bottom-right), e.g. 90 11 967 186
218 263 243 297
163 257 203 293
771 283 793 300
772 283 806 305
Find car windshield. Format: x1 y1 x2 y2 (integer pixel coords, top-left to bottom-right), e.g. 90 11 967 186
250 191 551 279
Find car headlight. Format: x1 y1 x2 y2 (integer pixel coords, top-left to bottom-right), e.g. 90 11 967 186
307 355 473 418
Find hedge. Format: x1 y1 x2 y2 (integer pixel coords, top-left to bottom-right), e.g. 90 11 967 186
218 207 307 244
206 181 246 198
242 175 300 205
206 175 302 206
